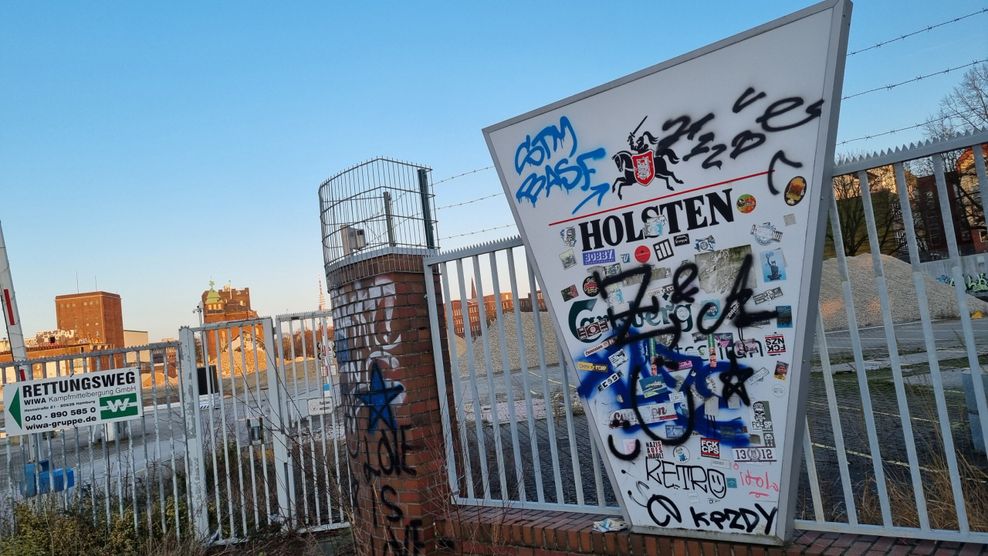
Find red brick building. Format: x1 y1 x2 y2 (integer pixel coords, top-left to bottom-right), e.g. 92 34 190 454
55 291 125 348
199 282 264 373
450 290 545 337
914 146 988 258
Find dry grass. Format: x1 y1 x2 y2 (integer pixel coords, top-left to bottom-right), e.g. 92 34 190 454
855 395 988 531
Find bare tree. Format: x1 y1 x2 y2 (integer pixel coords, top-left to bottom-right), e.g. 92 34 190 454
825 170 907 258
909 63 988 257
928 62 988 133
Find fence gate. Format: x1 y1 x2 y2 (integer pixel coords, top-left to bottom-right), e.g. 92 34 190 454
0 342 194 543
182 310 347 544
427 130 988 544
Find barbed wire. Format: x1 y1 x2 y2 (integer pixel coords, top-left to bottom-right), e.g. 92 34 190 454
847 8 987 57
431 165 494 187
440 223 514 241
836 109 981 146
436 192 502 211
842 59 987 101
837 121 929 146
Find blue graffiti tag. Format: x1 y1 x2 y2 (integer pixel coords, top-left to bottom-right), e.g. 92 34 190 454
513 116 609 214
577 340 752 447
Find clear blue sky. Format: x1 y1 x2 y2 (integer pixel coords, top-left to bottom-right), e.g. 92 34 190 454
1 0 985 341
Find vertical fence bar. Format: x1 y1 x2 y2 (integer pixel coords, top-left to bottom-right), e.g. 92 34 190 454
95 355 113 529
857 169 928 528
487 251 527 502
932 155 988 461
827 195 893 525
81 355 98 523
454 258 492 499
815 313 859 525
526 261 565 504
425 260 462 497
314 316 337 523
507 249 546 502
893 161 969 532
557 345 584 506
57 360 71 511
54 360 68 510
440 261 474 499
300 317 323 525
590 435 606 507
164 346 183 538
148 348 167 534
802 420 825 521
215 327 237 538
471 254 508 499
284 318 310 525
179 327 211 541
251 324 273 525
134 355 153 531
225 327 249 535
200 330 222 537
264 318 293 527
236 325 261 529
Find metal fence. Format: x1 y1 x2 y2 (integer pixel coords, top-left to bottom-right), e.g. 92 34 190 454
426 130 988 543
425 237 615 514
182 313 349 544
0 310 349 546
0 341 192 541
273 311 350 533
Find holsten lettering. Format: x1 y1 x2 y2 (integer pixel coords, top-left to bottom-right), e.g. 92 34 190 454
22 372 135 398
579 189 735 251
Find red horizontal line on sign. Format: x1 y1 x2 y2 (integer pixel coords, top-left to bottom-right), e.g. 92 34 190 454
547 170 771 227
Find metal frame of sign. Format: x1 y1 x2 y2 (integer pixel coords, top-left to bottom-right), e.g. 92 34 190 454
483 0 851 544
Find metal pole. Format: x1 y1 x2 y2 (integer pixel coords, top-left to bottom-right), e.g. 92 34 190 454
0 221 39 461
417 168 436 249
178 326 211 541
383 191 396 247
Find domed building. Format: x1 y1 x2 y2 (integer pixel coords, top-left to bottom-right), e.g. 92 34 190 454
199 281 266 375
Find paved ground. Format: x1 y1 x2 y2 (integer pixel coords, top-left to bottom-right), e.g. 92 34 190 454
818 318 988 361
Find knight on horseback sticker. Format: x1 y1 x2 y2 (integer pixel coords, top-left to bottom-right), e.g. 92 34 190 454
612 116 684 199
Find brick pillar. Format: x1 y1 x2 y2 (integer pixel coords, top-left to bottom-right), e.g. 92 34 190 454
329 254 451 555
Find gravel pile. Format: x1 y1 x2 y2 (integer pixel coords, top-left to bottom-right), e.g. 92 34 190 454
818 253 988 330
450 254 987 373
209 345 269 377
457 312 560 375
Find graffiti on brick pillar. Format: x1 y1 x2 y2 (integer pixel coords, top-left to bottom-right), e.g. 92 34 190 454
332 276 424 555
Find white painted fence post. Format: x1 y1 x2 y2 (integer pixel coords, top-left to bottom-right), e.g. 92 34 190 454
178 326 211 541
263 317 294 526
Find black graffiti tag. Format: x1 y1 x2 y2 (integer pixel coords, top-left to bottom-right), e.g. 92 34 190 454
649 87 822 188
644 494 778 535
597 255 778 351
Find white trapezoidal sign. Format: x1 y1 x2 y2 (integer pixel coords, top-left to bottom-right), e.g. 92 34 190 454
484 0 850 544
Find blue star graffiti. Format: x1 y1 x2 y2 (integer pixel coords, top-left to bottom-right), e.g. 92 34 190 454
356 360 405 432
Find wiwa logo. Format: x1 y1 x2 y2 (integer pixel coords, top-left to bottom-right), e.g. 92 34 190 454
99 393 139 420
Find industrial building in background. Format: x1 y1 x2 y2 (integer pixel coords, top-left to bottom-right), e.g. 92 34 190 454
198 280 266 375
55 291 124 348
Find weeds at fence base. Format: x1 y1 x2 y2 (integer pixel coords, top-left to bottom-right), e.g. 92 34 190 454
0 499 353 556
0 500 201 556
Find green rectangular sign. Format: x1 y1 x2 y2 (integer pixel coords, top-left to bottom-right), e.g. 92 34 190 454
99 393 140 420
